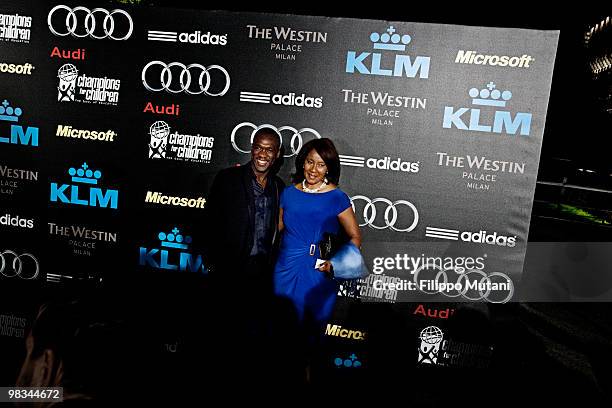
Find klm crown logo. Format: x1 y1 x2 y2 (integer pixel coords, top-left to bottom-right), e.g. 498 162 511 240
50 163 119 208
443 82 532 136
139 227 206 273
160 227 192 249
0 99 38 146
346 26 430 78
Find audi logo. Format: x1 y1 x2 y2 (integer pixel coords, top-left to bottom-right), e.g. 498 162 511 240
231 122 322 158
141 61 230 96
48 5 133 40
0 250 40 280
350 195 419 232
412 265 514 303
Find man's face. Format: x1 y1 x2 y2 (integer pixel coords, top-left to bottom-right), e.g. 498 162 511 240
251 134 280 174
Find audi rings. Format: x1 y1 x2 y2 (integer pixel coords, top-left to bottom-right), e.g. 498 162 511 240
230 122 322 158
412 264 514 303
0 250 40 280
350 195 419 232
141 61 230 96
48 5 133 40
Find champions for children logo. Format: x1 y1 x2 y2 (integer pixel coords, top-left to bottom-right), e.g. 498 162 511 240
346 26 430 78
139 227 206 273
417 325 494 368
148 121 214 164
0 99 38 147
0 13 32 43
443 82 531 136
57 64 121 105
417 326 444 364
50 163 118 209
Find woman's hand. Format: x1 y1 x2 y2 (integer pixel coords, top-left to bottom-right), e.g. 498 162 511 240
318 261 333 274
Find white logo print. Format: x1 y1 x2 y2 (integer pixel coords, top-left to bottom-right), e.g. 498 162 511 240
0 250 39 279
230 122 321 158
350 195 419 232
141 61 230 96
47 5 133 40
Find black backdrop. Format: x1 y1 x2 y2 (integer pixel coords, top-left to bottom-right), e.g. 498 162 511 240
1 0 611 403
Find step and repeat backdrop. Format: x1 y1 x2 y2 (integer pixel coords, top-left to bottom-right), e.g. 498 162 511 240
1 0 558 377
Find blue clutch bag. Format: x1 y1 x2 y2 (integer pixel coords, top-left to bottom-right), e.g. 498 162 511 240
329 242 369 280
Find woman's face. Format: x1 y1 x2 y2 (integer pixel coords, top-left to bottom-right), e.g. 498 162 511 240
303 149 327 185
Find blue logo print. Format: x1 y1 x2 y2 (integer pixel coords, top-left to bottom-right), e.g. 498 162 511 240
443 82 532 136
50 163 118 208
139 227 206 273
0 99 38 146
346 26 430 78
334 353 362 368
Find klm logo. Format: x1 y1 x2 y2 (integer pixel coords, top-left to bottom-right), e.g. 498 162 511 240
443 82 532 136
346 26 430 79
50 163 118 209
139 227 206 273
0 99 38 146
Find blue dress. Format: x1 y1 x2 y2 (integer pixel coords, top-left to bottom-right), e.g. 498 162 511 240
273 185 351 325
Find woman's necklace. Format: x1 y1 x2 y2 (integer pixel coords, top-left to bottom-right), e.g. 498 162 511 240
302 178 328 193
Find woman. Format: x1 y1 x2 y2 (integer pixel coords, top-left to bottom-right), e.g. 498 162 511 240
273 138 362 328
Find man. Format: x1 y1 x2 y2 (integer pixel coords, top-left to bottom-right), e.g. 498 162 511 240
200 127 294 386
204 127 284 289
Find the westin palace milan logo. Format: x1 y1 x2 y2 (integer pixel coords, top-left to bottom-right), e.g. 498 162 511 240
0 99 38 147
418 326 444 365
142 61 230 96
346 26 430 78
47 5 133 40
139 227 206 273
443 82 532 136
50 163 118 209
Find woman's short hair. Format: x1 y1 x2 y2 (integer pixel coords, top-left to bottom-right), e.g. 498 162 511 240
292 138 341 185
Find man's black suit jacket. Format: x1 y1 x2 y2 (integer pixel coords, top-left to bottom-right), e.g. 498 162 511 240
203 162 285 277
